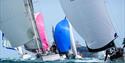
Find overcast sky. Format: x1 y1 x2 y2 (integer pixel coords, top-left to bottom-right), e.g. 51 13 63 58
0 0 125 59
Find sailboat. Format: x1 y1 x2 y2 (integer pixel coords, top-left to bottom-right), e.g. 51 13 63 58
0 0 61 61
23 0 49 53
105 0 125 62
53 18 71 58
54 17 82 59
0 0 43 60
0 0 124 62
53 17 104 62
0 0 36 61
59 0 125 62
60 0 117 52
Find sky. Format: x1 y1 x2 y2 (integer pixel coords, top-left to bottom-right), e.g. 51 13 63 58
0 0 125 59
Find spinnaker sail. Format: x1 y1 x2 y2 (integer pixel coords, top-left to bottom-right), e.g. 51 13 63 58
34 12 49 51
54 18 71 53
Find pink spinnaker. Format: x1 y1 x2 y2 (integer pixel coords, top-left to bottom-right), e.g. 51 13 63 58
34 12 49 51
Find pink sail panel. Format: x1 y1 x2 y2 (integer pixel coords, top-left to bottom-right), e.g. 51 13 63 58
34 12 49 51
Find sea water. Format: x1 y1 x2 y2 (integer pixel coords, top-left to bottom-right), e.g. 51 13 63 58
0 58 124 63
0 58 103 63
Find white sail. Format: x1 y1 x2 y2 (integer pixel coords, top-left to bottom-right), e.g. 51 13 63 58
23 0 43 52
70 22 82 58
0 31 2 43
60 0 116 51
0 0 40 48
106 0 125 47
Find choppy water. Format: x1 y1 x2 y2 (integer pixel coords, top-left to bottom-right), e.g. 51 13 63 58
0 58 125 63
0 58 103 63
0 58 124 63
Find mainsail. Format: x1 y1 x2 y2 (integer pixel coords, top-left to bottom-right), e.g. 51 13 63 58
0 0 42 51
60 0 116 52
24 0 49 52
22 0 43 52
106 0 125 47
0 0 34 47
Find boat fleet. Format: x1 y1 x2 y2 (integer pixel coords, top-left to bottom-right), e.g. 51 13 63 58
0 0 125 62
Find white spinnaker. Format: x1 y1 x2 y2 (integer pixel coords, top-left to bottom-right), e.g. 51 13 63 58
0 0 38 47
60 0 116 49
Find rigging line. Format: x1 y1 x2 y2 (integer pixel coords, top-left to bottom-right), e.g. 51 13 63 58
104 1 118 34
33 0 41 12
118 0 125 39
123 0 125 38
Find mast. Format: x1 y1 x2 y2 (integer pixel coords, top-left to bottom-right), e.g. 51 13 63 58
23 0 42 53
32 0 49 52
